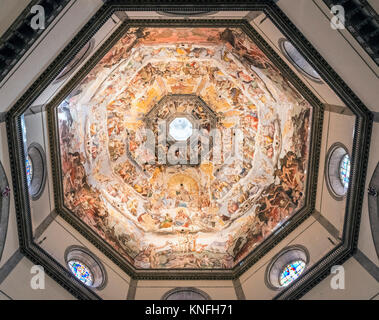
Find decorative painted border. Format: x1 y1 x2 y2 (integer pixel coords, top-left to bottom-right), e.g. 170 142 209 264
5 1 372 300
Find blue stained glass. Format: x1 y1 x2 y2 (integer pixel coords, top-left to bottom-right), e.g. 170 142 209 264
279 260 306 287
339 154 350 189
68 260 94 286
25 156 33 186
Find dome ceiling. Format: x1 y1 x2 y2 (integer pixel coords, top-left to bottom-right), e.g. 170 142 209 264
56 26 312 270
4 1 371 299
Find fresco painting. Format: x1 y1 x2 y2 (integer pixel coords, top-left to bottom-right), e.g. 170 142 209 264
58 27 312 269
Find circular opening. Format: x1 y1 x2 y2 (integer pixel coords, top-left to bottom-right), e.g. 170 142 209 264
169 117 193 141
279 260 306 287
339 154 350 189
325 143 350 200
65 246 107 289
54 39 95 83
265 245 309 290
279 39 322 82
68 260 94 287
27 143 46 201
25 155 33 186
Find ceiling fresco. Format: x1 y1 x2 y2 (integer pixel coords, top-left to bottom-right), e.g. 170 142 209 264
57 27 312 270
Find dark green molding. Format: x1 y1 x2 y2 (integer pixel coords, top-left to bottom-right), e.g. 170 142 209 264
5 1 372 300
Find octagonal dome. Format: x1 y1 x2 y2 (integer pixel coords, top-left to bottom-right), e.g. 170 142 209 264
56 27 312 270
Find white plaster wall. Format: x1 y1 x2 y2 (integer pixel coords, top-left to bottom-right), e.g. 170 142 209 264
38 216 131 300
0 290 11 300
23 112 54 231
30 14 121 107
135 280 236 300
0 0 30 37
0 257 76 300
21 13 121 232
367 0 379 13
240 218 337 299
318 111 355 234
277 0 379 112
239 216 316 285
250 12 346 107
301 257 379 300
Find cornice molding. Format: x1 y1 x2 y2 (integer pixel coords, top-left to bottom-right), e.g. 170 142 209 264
322 0 379 66
0 0 71 85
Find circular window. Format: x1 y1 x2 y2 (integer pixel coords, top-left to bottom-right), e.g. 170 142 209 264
169 117 193 141
26 143 47 201
279 260 306 287
157 11 219 17
325 143 350 200
162 287 211 300
25 155 33 186
265 245 309 290
68 260 94 286
65 246 107 289
54 39 95 83
279 38 322 82
339 154 351 189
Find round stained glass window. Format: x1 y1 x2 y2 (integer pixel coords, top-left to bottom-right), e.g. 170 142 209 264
25 156 33 186
169 117 193 141
68 260 94 286
279 260 306 287
339 154 350 189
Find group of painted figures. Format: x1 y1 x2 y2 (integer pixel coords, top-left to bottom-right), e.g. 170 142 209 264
58 27 311 269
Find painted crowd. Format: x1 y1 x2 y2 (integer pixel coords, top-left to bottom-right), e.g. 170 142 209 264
58 27 312 269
